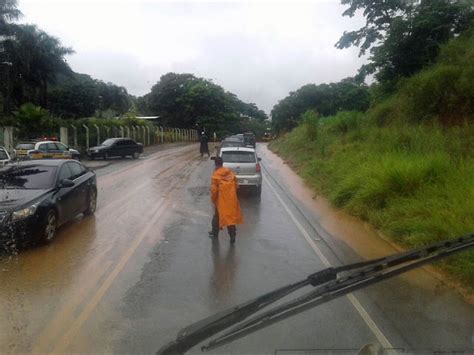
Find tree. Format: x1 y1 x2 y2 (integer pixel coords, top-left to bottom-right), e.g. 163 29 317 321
144 72 266 134
48 73 131 118
271 78 370 132
5 24 74 107
336 0 474 84
147 73 197 127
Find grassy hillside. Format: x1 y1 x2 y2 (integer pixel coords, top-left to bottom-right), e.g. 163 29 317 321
270 30 474 289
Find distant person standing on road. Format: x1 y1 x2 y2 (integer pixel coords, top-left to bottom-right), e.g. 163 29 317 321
209 157 243 244
199 132 210 157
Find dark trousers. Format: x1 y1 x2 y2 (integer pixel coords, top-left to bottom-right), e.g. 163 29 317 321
211 209 236 237
200 144 210 157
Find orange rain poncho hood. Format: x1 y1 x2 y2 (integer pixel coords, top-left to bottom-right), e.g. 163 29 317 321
211 167 243 229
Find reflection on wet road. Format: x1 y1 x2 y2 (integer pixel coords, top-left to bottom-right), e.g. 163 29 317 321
210 240 237 303
1 143 474 354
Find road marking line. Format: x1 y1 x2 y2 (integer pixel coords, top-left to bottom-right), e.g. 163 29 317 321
265 174 393 349
49 198 169 354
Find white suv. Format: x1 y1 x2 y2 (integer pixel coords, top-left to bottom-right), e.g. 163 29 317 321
219 146 262 196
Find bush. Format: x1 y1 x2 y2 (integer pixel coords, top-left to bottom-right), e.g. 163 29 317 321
301 110 320 140
325 111 363 134
367 96 402 126
399 65 465 123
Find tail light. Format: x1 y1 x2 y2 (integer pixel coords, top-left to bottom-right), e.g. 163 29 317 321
256 163 261 173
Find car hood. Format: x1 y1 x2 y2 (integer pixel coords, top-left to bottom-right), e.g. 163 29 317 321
0 189 49 211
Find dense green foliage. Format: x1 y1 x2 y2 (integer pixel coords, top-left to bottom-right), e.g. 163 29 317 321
337 0 474 84
270 30 474 288
48 73 131 118
366 28 474 126
138 72 268 136
271 78 370 133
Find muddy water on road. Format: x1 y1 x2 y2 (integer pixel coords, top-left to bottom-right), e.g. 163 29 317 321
0 144 200 353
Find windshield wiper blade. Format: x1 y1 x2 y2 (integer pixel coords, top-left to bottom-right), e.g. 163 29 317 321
158 233 474 355
158 258 382 355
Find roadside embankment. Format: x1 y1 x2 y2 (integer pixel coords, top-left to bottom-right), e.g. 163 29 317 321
269 118 474 290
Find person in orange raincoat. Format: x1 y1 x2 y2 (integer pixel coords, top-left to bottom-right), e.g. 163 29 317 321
208 157 243 243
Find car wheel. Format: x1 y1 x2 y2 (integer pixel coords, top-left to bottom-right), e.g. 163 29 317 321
104 152 109 160
132 151 140 159
84 188 97 215
41 210 57 244
73 154 80 161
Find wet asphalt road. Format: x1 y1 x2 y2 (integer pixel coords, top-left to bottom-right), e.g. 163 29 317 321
1 143 474 354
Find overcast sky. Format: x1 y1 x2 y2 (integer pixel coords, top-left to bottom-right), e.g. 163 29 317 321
19 0 366 113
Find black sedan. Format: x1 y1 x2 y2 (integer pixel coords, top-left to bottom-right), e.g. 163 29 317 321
86 137 143 160
0 159 97 247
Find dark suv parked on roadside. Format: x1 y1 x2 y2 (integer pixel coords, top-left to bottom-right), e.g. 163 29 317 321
86 138 143 160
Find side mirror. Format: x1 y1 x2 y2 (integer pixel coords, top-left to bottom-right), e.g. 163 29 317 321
258 157 262 161
210 156 216 161
60 179 74 188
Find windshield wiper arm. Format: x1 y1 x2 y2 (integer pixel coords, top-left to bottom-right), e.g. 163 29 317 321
158 233 474 355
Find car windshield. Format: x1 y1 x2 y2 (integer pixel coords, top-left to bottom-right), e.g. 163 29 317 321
0 165 57 189
15 143 35 150
101 139 117 146
2 1 473 354
222 151 256 163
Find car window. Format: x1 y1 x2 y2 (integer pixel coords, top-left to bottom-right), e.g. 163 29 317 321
222 151 256 163
116 140 127 146
47 143 58 150
102 138 117 146
126 140 136 145
57 164 73 182
55 143 68 152
68 162 84 179
38 143 48 151
15 143 35 150
0 165 57 189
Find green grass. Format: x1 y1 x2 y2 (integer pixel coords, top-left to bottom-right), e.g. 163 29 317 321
270 115 474 288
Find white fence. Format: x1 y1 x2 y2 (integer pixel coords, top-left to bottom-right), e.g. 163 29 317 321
0 126 199 153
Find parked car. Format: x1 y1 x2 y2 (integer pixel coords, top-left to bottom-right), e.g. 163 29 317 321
0 146 11 167
217 146 262 196
13 140 80 160
13 141 36 159
0 159 97 246
86 138 143 160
